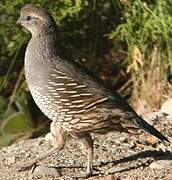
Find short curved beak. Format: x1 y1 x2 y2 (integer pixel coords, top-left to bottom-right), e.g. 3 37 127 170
16 18 22 25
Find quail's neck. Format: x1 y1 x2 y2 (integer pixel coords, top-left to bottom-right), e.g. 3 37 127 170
25 26 59 87
28 26 59 63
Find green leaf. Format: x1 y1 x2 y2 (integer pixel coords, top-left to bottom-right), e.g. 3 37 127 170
0 134 15 148
0 132 32 148
1 112 33 135
0 96 7 119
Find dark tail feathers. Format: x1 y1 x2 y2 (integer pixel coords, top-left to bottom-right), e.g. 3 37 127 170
133 117 170 144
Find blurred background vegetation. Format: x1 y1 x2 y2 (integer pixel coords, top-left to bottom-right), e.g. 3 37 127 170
0 0 172 147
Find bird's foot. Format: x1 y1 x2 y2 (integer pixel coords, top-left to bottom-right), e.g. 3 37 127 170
73 171 92 179
15 147 59 172
15 158 38 172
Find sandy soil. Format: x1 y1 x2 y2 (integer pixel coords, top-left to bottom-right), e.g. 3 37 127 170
0 116 172 180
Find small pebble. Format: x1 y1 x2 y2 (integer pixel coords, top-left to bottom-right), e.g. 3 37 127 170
166 115 172 122
161 99 172 116
102 175 119 180
105 166 125 174
96 160 103 167
149 160 172 169
119 137 128 143
33 165 61 177
6 156 16 165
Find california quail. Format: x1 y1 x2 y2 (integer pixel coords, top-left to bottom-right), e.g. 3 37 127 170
17 4 169 177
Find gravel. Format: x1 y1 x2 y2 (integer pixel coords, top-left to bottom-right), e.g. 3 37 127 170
0 116 172 180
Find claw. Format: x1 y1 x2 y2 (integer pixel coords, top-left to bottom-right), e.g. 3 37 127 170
15 159 37 171
73 171 92 179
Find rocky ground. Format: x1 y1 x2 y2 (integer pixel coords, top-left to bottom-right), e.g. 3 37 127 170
0 111 172 180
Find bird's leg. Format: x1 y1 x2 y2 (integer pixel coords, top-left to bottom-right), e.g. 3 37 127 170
74 133 93 178
16 122 65 171
84 138 93 176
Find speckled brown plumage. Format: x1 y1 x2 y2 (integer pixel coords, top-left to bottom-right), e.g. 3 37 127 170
17 4 169 177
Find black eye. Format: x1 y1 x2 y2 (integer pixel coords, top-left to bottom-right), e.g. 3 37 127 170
26 16 31 21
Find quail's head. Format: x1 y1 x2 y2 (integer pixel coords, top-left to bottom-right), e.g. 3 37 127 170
17 4 56 36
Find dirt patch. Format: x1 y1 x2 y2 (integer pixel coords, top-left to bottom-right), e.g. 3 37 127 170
0 117 172 180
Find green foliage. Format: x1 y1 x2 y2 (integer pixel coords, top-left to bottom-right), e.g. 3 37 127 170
108 0 172 109
108 0 172 71
0 0 172 147
2 112 32 135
